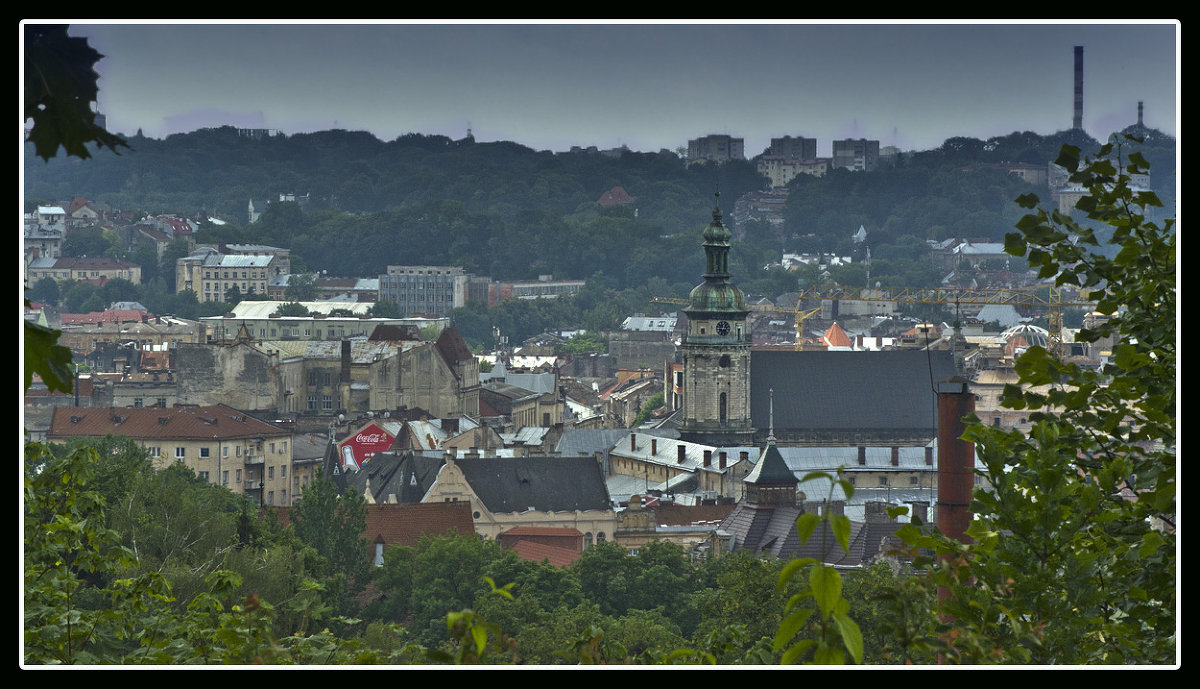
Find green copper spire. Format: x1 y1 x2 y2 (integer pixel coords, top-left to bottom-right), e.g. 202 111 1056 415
687 192 747 317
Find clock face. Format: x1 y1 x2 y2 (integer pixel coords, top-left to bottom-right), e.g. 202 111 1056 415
716 320 731 336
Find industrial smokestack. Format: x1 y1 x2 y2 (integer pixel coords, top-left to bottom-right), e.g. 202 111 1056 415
936 377 975 545
1073 46 1084 130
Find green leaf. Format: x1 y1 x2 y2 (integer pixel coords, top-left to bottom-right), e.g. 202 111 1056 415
795 512 820 546
829 513 851 554
832 612 864 664
809 565 842 617
24 320 74 394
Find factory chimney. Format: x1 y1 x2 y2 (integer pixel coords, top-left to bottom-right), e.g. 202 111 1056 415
1073 46 1084 130
936 377 975 546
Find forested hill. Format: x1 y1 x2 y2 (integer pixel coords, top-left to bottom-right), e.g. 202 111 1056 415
23 125 1175 290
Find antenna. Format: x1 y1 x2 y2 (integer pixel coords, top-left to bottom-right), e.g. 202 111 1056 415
767 387 776 443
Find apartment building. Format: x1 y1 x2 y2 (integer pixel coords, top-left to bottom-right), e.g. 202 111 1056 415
47 403 311 506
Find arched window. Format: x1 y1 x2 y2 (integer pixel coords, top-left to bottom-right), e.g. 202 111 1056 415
719 392 727 424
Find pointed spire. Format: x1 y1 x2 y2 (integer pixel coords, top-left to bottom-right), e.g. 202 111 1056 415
767 387 776 444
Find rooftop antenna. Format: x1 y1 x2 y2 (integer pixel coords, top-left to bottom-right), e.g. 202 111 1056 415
767 387 776 444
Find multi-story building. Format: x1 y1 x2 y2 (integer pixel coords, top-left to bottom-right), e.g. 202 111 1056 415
25 256 142 288
199 300 447 343
765 135 818 161
832 138 880 172
176 245 290 302
756 156 829 188
378 265 470 316
47 403 309 506
687 134 745 164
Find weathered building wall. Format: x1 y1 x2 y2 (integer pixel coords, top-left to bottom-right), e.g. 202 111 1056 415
176 342 280 411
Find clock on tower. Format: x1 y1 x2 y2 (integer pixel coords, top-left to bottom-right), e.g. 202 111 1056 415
678 193 755 446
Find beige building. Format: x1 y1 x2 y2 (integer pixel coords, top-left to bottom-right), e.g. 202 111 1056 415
47 404 312 506
25 256 142 288
608 432 752 501
346 452 619 545
176 245 291 301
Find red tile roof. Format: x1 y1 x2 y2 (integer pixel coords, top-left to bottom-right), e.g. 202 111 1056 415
48 404 288 441
508 539 582 567
823 322 853 348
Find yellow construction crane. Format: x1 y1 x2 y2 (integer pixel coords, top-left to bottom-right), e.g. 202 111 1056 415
791 286 1097 358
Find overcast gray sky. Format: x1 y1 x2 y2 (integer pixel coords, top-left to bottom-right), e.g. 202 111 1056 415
49 21 1179 157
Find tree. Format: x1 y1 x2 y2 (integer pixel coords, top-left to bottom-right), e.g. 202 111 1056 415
289 471 369 615
893 141 1176 665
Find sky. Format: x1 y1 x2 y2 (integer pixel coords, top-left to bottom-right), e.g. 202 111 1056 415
39 21 1180 158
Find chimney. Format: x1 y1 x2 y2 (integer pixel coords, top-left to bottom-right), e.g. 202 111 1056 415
937 377 976 546
1073 45 1084 130
341 339 351 379
857 446 867 465
678 445 687 464
703 450 712 467
719 452 726 470
630 433 637 451
651 438 657 456
891 447 899 466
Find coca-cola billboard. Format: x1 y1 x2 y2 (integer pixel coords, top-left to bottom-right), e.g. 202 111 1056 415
338 423 395 469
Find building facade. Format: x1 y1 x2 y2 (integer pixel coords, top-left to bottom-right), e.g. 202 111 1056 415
176 245 290 302
687 134 745 164
679 196 755 446
47 404 310 505
832 138 880 172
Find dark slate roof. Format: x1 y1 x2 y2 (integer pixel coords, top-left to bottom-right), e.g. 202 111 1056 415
340 452 612 514
744 443 796 486
455 456 611 513
750 349 955 433
340 452 444 504
720 502 905 566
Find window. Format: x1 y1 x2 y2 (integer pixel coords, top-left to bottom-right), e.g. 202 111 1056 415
223 446 229 457
281 464 287 478
281 442 287 453
267 491 274 505
175 447 186 460
133 397 144 408
269 442 275 454
199 447 210 458
236 469 242 483
268 466 275 480
878 476 888 486
222 470 229 485
148 446 160 457
322 395 332 411
307 395 316 410
236 445 242 457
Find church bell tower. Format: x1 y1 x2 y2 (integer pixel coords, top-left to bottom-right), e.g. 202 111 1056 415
678 193 754 446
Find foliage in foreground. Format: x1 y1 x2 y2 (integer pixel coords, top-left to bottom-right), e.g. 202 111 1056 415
890 140 1176 664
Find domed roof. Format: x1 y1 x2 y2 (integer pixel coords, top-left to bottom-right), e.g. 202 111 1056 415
688 281 746 313
1001 323 1049 355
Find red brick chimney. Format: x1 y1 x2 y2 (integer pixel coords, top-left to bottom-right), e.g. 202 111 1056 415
936 377 975 545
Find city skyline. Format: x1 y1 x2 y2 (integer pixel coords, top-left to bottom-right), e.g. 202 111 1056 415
30 21 1179 157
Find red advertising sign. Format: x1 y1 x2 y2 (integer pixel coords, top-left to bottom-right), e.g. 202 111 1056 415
338 423 395 469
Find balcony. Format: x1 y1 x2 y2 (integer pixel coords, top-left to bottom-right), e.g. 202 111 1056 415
244 453 265 465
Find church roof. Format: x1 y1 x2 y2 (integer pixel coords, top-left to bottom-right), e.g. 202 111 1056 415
822 322 853 349
743 443 797 486
750 349 955 435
